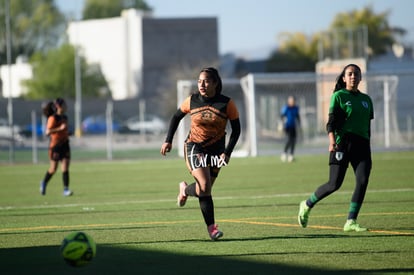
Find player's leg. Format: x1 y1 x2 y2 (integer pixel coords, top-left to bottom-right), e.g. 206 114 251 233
61 157 73 196
288 128 297 162
298 157 348 228
191 167 222 240
281 128 289 162
40 149 58 195
344 151 371 232
176 142 199 206
207 168 223 240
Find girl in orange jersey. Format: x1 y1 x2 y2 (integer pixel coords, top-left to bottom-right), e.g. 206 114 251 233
161 67 241 240
40 98 73 196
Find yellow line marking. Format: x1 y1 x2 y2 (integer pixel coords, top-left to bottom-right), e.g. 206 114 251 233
219 219 414 236
1 216 413 236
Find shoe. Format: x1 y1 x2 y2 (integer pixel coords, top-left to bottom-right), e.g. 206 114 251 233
63 190 73 197
288 154 294 162
177 181 188 207
40 181 46 195
298 200 311 228
343 220 368 232
281 153 287 162
208 224 223 241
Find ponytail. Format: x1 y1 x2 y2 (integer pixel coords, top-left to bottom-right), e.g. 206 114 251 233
42 101 56 118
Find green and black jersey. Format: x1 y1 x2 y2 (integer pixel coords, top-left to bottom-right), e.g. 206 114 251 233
327 89 374 144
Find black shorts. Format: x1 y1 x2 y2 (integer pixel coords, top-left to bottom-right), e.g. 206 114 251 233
49 140 70 161
329 134 371 168
184 141 226 177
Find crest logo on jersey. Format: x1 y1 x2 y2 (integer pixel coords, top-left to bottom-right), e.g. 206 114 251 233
335 152 344 161
361 101 369 109
201 111 213 120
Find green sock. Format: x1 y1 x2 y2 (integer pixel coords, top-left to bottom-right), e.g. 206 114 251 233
306 193 318 208
347 202 361 220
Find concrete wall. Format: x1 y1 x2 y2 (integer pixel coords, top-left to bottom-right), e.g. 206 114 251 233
142 17 218 98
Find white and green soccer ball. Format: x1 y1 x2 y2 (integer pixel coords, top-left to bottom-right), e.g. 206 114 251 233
60 231 96 267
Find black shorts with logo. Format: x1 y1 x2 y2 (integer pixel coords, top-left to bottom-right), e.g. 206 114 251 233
184 141 226 177
329 133 371 168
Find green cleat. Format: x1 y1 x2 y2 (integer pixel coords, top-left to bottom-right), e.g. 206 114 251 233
298 200 311 228
343 220 368 232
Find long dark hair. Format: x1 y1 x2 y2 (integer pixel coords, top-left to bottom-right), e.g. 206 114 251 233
200 67 222 95
42 101 56 118
333 64 362 93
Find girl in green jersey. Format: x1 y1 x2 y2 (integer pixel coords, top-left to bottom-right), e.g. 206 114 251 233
298 64 373 232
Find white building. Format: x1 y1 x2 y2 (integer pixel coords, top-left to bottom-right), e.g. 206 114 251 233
67 9 218 100
0 57 33 98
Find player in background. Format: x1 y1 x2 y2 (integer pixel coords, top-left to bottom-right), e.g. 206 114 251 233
161 67 241 240
280 95 300 162
40 98 73 196
298 64 374 232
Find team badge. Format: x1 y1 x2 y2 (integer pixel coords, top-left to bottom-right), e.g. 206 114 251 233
361 101 369 108
201 111 213 120
335 152 344 161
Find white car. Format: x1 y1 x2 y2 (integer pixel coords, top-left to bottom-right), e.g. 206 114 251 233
119 115 166 134
0 118 23 143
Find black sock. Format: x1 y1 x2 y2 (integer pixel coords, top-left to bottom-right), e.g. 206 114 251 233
63 171 69 189
42 171 53 185
185 182 197 197
199 196 214 226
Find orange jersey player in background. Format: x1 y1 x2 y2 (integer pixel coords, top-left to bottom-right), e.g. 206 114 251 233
40 98 73 197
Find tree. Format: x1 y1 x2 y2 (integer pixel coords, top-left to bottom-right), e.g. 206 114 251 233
329 5 395 57
82 0 152 20
266 6 401 72
267 32 319 72
0 0 65 64
23 44 110 99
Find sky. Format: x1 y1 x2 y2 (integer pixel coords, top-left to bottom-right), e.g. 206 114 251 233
57 0 414 59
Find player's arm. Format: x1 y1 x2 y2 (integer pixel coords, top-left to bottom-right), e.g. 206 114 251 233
222 99 241 159
326 95 346 152
326 110 342 152
45 117 64 136
46 121 67 135
296 107 301 126
223 118 241 158
161 109 186 155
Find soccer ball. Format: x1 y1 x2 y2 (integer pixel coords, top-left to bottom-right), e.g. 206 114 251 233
60 231 96 267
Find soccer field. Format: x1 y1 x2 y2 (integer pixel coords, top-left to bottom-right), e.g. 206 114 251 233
0 151 413 274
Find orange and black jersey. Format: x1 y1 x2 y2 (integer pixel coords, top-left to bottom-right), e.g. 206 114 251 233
47 114 69 148
165 93 241 156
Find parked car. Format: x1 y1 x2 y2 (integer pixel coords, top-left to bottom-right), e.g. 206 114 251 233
19 120 44 138
119 115 166 134
0 118 23 143
82 115 121 134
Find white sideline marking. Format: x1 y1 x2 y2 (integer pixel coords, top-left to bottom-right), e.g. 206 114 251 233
0 188 413 211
